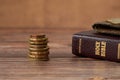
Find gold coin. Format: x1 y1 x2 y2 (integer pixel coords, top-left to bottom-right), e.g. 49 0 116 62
29 57 49 61
28 54 48 59
29 55 49 61
30 45 47 48
29 47 49 52
29 53 49 57
29 41 48 45
30 51 49 55
29 38 48 42
30 34 45 38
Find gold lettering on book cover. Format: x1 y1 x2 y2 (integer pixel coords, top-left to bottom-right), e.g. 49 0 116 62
95 41 100 55
95 41 106 57
101 41 106 57
118 43 120 59
79 39 82 54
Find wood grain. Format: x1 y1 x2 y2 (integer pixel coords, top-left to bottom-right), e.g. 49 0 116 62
0 28 119 80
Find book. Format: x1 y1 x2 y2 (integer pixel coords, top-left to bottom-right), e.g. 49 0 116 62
72 30 120 62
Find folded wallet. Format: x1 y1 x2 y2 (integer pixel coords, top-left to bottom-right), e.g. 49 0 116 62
92 18 120 36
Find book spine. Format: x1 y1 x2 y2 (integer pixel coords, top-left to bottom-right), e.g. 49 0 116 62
72 35 120 62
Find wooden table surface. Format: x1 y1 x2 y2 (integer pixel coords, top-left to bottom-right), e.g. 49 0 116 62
0 28 119 80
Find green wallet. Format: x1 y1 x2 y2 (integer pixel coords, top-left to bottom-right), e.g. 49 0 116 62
92 18 120 36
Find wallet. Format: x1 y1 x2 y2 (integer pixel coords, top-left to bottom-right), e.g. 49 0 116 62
92 18 120 36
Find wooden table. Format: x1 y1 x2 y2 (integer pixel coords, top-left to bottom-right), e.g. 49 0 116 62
0 28 119 80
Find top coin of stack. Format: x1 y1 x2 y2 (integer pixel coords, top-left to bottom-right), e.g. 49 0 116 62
28 34 49 61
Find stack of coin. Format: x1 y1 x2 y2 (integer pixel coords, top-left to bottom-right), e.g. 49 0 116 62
29 34 49 61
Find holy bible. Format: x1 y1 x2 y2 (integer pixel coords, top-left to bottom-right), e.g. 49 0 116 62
72 30 120 62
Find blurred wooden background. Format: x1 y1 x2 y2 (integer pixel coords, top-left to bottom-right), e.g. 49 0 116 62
0 1 120 79
0 0 120 28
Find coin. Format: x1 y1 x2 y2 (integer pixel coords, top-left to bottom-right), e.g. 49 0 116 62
30 51 49 55
30 34 45 38
29 41 48 45
29 37 48 42
29 47 49 52
29 53 49 57
30 44 47 48
28 54 48 58
29 57 49 61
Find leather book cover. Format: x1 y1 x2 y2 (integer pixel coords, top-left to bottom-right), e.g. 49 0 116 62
92 18 120 36
72 30 120 62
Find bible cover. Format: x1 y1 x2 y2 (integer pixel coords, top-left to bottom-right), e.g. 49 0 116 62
72 30 120 62
92 18 120 36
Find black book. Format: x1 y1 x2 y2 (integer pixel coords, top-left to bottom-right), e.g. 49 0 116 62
72 30 120 62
